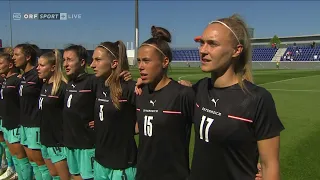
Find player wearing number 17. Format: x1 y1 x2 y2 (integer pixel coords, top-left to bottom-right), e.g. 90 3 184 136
90 40 137 180
187 14 285 180
135 26 195 180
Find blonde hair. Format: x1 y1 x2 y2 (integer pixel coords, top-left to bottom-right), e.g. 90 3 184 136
97 41 129 109
211 14 253 90
3 47 14 56
40 49 68 95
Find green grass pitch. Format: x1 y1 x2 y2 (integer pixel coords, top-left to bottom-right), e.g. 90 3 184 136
87 66 320 180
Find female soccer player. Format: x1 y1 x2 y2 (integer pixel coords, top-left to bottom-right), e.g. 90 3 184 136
180 14 284 180
0 49 25 179
13 43 49 179
90 40 137 180
37 49 70 180
135 26 195 180
62 44 96 180
0 47 16 180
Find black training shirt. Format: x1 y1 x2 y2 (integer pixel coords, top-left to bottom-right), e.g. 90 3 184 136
135 80 195 180
19 68 43 127
94 79 137 169
63 73 97 149
1 74 21 130
39 81 66 147
189 78 285 180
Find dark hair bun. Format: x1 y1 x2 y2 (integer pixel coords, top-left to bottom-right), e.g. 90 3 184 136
151 26 171 43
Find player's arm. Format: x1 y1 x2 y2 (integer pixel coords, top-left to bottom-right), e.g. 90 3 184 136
257 136 280 180
253 90 284 180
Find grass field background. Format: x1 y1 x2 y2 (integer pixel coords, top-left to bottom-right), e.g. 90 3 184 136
90 67 320 180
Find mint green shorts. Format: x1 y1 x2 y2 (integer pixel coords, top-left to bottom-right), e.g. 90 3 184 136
3 127 20 144
0 119 3 132
66 148 95 179
20 126 41 149
41 146 67 164
94 161 136 180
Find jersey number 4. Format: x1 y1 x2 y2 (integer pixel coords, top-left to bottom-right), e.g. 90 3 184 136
39 97 44 110
199 115 214 142
144 115 153 137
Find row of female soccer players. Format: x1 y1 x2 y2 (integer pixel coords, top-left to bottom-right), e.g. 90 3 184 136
0 14 283 180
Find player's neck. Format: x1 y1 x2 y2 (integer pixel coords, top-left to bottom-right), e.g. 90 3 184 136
6 70 17 78
211 67 238 88
149 74 171 92
23 64 35 74
48 75 54 84
69 69 86 81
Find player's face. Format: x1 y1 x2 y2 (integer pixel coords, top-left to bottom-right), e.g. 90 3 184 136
198 23 236 72
138 46 164 84
63 50 84 76
37 57 54 79
91 48 113 78
0 58 10 75
12 47 27 68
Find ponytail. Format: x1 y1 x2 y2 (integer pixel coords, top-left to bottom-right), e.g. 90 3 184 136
51 49 68 95
98 40 129 109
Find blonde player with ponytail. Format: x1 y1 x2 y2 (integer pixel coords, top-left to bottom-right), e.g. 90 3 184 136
179 14 284 180
37 49 70 180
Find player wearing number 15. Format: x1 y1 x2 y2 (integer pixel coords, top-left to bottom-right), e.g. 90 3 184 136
135 26 195 180
90 41 137 180
62 45 96 180
37 49 70 180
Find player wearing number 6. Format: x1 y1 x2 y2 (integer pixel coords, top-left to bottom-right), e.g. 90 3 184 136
180 14 285 180
62 45 96 180
135 26 195 180
90 41 137 180
13 44 50 179
37 49 70 180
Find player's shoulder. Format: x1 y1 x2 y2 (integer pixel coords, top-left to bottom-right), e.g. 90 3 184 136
121 79 137 88
170 80 195 98
243 80 274 102
192 77 210 92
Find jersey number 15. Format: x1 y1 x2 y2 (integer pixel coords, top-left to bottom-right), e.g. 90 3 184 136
144 115 153 137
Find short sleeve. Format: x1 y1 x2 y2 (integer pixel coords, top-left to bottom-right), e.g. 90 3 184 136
180 87 196 122
122 80 136 106
253 90 285 141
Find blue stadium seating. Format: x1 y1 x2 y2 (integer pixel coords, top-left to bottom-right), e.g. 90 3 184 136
172 47 278 62
281 46 320 61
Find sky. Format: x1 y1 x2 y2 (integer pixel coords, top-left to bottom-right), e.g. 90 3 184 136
0 0 319 50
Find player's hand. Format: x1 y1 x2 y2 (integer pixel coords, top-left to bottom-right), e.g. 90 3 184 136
120 71 132 81
178 80 192 87
255 163 262 180
88 121 94 129
135 78 143 95
17 74 22 78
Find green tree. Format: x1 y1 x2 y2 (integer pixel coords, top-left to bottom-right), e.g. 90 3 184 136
270 35 281 47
